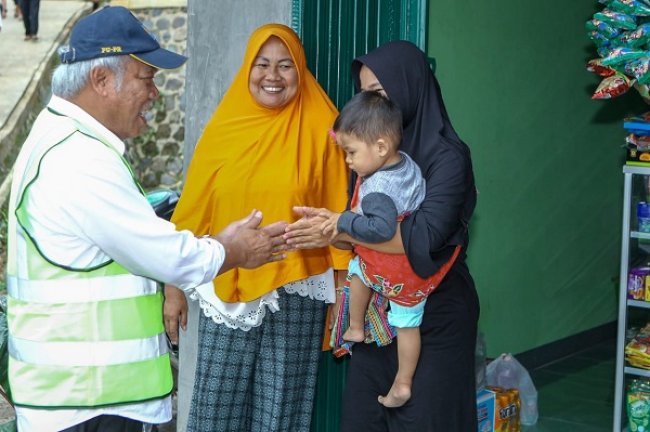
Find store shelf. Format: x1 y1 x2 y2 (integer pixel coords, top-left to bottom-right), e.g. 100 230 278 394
628 299 650 309
624 165 650 175
625 366 650 378
631 231 650 239
615 165 650 432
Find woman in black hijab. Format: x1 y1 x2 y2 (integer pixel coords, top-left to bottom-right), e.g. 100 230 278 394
286 41 479 431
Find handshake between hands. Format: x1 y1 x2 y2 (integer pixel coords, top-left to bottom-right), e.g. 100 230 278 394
164 206 345 344
214 206 345 273
284 206 348 250
220 207 346 271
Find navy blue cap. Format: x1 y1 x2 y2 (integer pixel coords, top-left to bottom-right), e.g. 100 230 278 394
60 5 187 69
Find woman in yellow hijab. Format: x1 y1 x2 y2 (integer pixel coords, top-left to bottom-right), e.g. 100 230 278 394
170 24 351 432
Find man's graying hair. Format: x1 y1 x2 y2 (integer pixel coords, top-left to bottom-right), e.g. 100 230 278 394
333 91 402 149
51 49 128 99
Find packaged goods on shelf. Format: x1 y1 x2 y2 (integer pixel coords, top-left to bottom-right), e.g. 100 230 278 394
624 112 650 164
627 378 650 432
625 324 650 368
628 266 650 299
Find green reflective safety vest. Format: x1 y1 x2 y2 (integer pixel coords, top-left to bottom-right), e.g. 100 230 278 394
5 108 173 408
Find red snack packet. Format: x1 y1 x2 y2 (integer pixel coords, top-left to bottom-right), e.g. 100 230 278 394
592 72 633 98
587 58 617 77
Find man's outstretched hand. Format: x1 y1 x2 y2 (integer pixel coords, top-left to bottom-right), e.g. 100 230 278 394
215 210 288 273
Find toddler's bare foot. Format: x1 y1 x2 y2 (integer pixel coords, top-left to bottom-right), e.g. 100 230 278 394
378 382 412 408
343 327 365 342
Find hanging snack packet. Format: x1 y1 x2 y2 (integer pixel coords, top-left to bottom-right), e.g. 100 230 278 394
592 72 634 99
586 18 622 38
609 0 650 16
635 81 650 102
625 56 650 83
598 45 612 58
594 9 638 30
609 31 632 49
601 46 647 65
589 30 613 48
621 23 650 47
587 58 617 77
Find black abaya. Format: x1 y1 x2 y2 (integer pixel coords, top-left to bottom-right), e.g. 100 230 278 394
341 41 480 432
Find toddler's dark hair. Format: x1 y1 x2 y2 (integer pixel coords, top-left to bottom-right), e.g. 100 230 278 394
333 91 402 148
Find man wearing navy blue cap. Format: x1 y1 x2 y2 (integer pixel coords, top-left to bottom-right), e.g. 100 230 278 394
5 6 287 432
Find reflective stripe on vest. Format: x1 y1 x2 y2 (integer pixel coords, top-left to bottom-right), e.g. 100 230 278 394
7 274 157 304
6 110 172 408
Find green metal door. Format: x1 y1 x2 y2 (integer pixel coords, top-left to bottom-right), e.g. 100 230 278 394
292 0 428 108
290 1 428 431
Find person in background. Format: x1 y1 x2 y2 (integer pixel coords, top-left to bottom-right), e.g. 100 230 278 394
19 0 39 41
1 0 6 20
13 0 20 18
285 40 480 431
165 23 352 432
5 6 286 432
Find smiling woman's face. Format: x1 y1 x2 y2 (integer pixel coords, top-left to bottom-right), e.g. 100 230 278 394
248 36 299 109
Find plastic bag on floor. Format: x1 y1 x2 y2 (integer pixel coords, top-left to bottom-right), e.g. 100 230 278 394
486 353 539 426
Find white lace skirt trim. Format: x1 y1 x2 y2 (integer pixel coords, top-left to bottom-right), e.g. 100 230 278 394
191 268 335 331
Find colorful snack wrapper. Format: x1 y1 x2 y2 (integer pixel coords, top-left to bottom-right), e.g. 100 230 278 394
627 133 650 150
597 45 612 57
627 379 650 432
634 81 650 102
587 57 618 77
601 46 647 65
592 73 634 99
619 23 650 47
588 30 613 48
609 0 650 16
625 56 650 83
594 9 638 29
586 18 622 38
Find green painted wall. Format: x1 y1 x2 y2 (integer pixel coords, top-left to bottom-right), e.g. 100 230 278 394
427 0 648 357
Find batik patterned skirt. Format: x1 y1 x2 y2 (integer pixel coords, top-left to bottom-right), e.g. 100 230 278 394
186 288 327 432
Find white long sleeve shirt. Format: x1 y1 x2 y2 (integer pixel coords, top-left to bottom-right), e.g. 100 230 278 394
13 95 225 432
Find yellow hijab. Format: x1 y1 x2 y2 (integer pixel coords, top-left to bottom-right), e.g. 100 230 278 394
172 24 352 303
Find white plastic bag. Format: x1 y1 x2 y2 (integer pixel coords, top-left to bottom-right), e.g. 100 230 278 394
486 353 539 426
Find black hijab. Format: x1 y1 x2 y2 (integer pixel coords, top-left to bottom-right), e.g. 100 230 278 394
352 41 477 278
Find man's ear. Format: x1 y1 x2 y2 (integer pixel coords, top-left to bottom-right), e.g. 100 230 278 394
375 138 389 157
89 66 111 96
